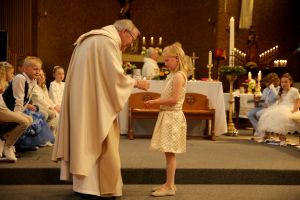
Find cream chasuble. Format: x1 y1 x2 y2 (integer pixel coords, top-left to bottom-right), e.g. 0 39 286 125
52 24 135 184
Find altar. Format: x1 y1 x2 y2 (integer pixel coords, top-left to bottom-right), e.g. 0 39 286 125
118 80 227 137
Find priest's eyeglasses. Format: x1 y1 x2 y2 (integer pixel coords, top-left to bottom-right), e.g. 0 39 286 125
127 30 136 42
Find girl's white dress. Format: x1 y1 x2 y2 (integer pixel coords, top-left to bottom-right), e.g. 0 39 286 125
49 81 65 106
150 71 187 153
257 87 300 136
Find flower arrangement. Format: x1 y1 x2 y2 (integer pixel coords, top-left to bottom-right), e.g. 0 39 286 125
122 62 136 75
153 67 170 80
218 65 247 77
243 78 256 94
141 47 163 56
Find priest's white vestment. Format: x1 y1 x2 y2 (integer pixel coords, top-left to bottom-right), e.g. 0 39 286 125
52 25 135 197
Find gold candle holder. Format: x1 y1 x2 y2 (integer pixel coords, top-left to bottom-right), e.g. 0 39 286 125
207 64 213 81
226 74 238 136
254 81 262 96
191 52 199 81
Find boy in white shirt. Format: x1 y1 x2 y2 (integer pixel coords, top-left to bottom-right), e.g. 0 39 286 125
0 57 41 160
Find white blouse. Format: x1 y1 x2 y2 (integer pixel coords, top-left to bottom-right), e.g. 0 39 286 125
31 85 56 109
0 73 36 112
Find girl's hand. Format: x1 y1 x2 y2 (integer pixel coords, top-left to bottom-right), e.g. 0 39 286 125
144 100 154 108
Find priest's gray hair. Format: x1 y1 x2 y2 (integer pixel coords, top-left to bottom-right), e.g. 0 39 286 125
113 19 139 33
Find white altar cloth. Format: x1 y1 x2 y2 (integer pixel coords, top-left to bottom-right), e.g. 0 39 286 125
118 80 227 136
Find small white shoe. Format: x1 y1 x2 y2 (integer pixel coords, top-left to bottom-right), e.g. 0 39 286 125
0 139 5 157
3 146 17 161
256 138 266 143
45 141 54 147
279 140 287 146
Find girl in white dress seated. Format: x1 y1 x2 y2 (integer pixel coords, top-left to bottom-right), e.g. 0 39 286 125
257 73 300 146
31 69 59 134
49 66 65 112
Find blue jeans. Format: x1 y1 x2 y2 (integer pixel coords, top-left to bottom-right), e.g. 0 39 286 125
248 107 264 130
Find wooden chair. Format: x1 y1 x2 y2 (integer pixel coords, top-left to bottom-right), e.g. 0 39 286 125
183 93 216 140
127 92 216 140
128 92 160 139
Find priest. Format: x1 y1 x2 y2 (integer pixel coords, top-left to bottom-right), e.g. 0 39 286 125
52 19 149 198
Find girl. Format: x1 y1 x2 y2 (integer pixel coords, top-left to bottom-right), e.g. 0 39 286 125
49 66 65 111
31 69 59 133
249 73 280 135
257 73 300 146
0 61 32 161
144 43 188 197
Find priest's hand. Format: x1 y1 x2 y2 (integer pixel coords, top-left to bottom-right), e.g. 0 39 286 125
135 80 150 91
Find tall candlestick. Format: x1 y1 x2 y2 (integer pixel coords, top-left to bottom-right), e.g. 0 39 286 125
208 50 212 65
248 72 252 80
158 37 162 46
142 36 146 45
229 17 235 66
150 37 154 46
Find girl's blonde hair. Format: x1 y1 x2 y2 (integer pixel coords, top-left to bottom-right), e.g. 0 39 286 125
162 43 188 76
0 61 14 89
38 69 47 89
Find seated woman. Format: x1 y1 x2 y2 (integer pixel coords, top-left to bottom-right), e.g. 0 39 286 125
256 73 300 146
142 47 160 80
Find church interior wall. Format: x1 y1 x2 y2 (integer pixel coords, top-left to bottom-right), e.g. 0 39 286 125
0 0 299 84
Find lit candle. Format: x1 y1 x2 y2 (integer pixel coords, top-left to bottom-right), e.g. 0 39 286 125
229 17 235 66
150 37 154 46
158 37 162 46
248 72 252 80
208 50 212 65
142 36 146 45
258 70 261 81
